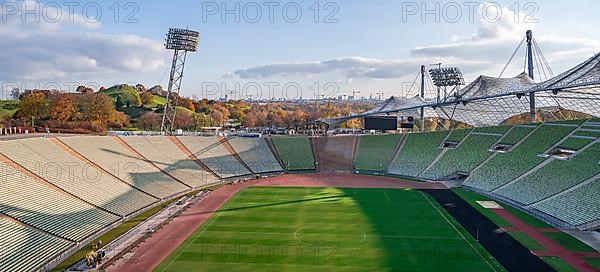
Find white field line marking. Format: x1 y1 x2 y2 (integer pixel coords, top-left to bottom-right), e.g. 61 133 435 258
160 190 246 272
383 191 391 203
420 192 499 272
201 230 463 240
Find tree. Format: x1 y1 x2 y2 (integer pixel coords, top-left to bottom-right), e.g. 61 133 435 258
242 110 258 127
50 94 75 121
182 99 195 112
115 96 124 109
76 85 94 94
16 92 48 122
211 110 224 126
135 84 147 93
138 111 161 130
82 94 116 123
140 92 154 107
174 110 194 129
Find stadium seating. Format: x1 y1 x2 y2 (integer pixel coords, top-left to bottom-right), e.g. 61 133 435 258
532 178 600 226
354 134 402 172
444 128 472 142
0 161 119 241
121 136 220 187
177 136 252 178
60 136 190 199
557 136 594 150
270 136 315 171
420 132 503 180
227 137 283 174
494 143 600 205
496 125 537 144
0 216 72 272
387 131 448 177
0 138 158 216
464 122 580 191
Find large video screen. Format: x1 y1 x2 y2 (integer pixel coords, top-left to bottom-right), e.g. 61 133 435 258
364 116 397 130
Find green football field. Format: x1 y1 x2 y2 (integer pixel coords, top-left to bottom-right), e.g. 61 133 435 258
156 187 505 271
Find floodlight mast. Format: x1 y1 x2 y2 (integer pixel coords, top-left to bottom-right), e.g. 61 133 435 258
161 28 199 134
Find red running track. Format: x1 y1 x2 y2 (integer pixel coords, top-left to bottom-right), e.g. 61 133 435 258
106 173 445 272
493 209 599 272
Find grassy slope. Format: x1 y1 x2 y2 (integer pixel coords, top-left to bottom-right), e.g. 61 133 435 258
156 187 503 272
0 100 18 118
100 85 141 107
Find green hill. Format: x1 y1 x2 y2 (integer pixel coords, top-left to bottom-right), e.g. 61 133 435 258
100 85 141 107
0 100 18 118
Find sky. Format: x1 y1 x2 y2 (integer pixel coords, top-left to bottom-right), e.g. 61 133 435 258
1 0 599 100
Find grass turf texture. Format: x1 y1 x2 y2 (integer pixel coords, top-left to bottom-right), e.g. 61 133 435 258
584 257 600 270
157 187 504 272
540 256 577 272
542 232 597 253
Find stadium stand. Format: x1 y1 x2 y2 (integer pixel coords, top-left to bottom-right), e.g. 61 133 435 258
0 138 157 216
0 161 119 241
227 137 283 174
444 128 472 142
60 136 190 199
120 136 220 187
494 142 600 205
496 125 537 145
310 135 357 172
0 216 72 272
387 131 448 177
557 136 595 150
420 128 507 180
177 136 252 178
532 178 600 226
463 122 581 191
270 136 315 171
353 134 402 172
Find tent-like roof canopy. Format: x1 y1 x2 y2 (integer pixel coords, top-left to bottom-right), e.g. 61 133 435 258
319 53 600 128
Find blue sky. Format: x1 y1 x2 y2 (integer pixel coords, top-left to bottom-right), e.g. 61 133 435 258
1 0 599 100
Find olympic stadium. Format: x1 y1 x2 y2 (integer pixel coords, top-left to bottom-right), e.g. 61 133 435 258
1 31 600 272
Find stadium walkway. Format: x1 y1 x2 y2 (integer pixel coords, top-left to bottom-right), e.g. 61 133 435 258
105 174 444 271
493 209 599 272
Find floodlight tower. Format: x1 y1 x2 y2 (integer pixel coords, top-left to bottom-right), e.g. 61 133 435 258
161 28 200 134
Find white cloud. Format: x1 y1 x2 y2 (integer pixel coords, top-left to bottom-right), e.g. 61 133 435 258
0 0 167 82
228 3 599 81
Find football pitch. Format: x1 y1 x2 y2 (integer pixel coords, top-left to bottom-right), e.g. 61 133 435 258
156 187 505 271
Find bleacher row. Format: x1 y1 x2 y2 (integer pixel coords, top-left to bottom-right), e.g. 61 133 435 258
0 120 598 270
0 135 286 271
350 119 600 229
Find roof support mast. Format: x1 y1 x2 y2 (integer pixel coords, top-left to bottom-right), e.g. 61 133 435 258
420 65 426 131
526 30 536 123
